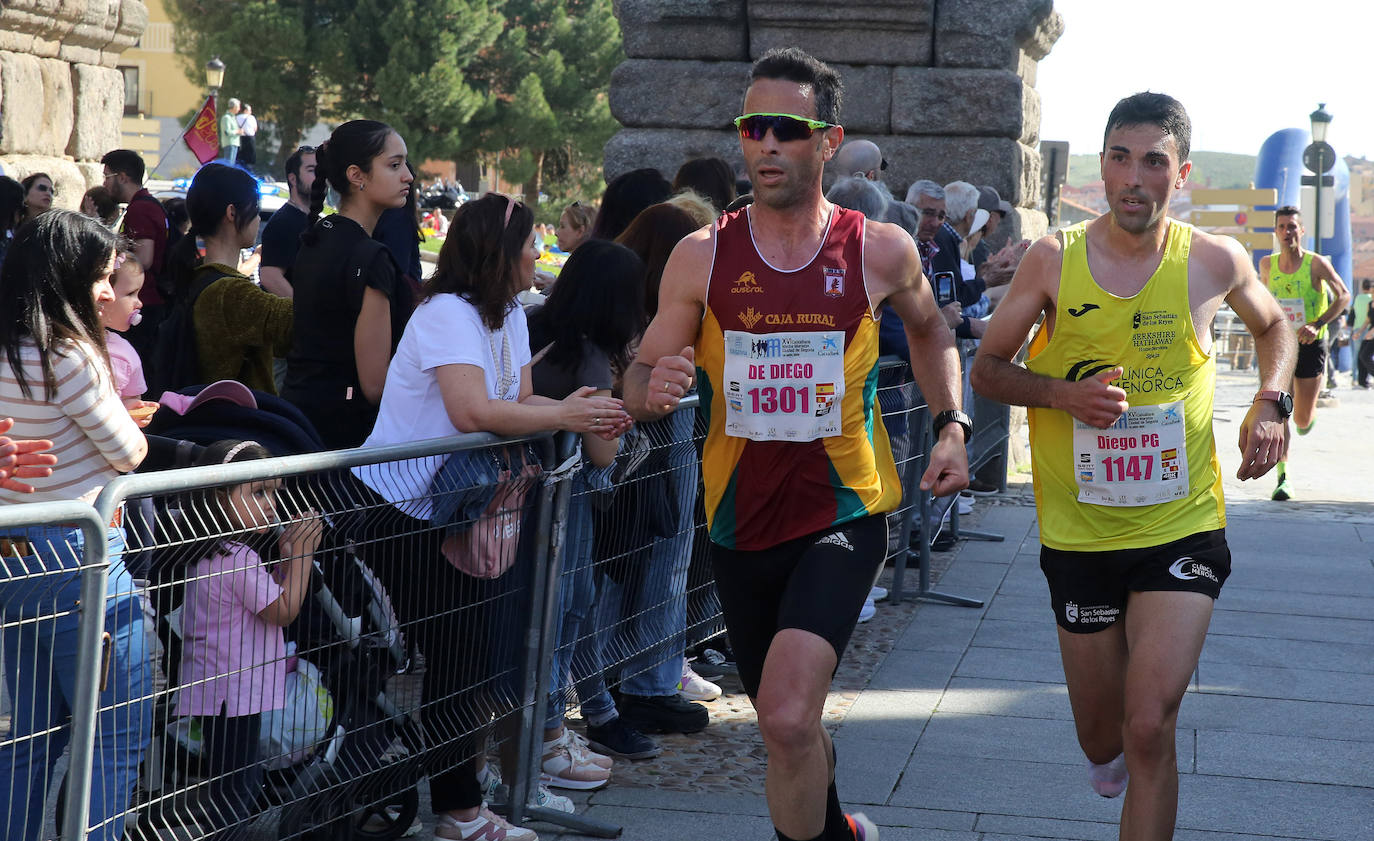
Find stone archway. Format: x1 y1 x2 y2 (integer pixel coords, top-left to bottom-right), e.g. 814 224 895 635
606 0 1062 241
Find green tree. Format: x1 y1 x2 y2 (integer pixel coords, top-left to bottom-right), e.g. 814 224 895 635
462 0 623 207
167 0 504 166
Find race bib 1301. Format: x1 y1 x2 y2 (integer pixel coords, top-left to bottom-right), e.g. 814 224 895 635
722 330 845 442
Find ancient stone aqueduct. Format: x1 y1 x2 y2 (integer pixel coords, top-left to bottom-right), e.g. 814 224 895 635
1 0 1061 238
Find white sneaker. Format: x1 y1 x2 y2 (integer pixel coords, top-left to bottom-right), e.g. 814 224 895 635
869 585 888 602
857 598 877 623
481 764 576 813
530 783 574 814
435 807 538 841
1087 753 1128 798
957 496 974 515
541 729 611 790
678 661 722 702
564 728 614 770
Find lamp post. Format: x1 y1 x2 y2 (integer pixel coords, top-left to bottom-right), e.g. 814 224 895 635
205 55 225 103
1308 103 1333 254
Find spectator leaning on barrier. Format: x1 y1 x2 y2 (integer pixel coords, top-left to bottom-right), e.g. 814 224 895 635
348 193 626 841
174 440 322 838
161 163 291 394
0 210 155 841
258 146 317 297
528 239 645 787
283 121 415 450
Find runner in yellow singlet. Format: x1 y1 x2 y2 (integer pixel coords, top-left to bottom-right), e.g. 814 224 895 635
1257 206 1350 500
971 93 1296 841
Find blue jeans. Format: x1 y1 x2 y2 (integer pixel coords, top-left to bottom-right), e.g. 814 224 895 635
220 145 238 165
579 409 696 720
0 526 153 841
545 469 600 731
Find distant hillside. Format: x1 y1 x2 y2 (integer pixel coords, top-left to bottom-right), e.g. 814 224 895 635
1065 151 1258 190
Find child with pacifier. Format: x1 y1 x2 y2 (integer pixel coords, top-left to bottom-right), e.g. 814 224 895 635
100 248 159 426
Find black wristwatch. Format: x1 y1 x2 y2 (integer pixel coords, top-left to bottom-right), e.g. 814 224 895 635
1253 389 1293 419
932 409 973 443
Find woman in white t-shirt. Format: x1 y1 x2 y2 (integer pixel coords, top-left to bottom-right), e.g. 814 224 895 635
353 193 627 841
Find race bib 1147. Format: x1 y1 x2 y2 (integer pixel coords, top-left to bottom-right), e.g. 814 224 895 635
1072 400 1189 507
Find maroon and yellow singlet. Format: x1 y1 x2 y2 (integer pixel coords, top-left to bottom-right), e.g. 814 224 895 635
695 206 902 551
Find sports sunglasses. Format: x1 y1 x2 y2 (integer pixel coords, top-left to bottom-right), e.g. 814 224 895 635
734 112 835 143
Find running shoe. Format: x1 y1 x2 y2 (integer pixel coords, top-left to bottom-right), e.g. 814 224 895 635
957 495 974 515
869 584 888 602
845 812 880 840
1272 478 1293 501
618 693 709 734
585 716 661 760
1086 753 1129 798
857 598 877 623
434 807 537 841
678 661 722 702
541 729 611 790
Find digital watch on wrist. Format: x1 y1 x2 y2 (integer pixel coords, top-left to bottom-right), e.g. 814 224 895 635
932 409 973 443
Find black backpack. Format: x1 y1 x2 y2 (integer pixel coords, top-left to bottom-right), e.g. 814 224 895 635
145 265 232 397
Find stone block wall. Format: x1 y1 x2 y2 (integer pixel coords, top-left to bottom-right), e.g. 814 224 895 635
607 0 1062 241
0 0 148 208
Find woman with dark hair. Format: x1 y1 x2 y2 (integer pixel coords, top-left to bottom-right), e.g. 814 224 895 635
165 163 291 392
615 203 701 320
0 210 153 841
589 168 671 241
671 157 736 215
0 176 27 267
283 120 415 449
351 193 628 840
20 172 55 225
573 201 720 746
527 240 644 782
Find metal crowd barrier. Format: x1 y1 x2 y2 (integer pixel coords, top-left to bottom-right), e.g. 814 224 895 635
1 357 970 841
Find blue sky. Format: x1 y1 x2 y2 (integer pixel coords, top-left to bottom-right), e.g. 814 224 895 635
1037 0 1371 159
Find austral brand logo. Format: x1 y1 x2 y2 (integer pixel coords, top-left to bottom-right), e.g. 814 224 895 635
739 307 763 329
823 267 845 298
1067 302 1100 317
733 271 763 293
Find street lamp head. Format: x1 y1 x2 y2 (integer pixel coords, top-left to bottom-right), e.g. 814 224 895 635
205 56 225 91
1309 103 1332 144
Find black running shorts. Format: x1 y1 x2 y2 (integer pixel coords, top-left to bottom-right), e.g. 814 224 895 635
710 515 888 698
1295 340 1328 380
1040 528 1231 634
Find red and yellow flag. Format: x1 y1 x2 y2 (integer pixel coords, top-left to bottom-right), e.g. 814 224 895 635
184 96 219 164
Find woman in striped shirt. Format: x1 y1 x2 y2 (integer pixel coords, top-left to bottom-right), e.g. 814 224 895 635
0 210 154 841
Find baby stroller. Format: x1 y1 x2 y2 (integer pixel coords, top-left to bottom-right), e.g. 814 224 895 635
116 384 424 841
